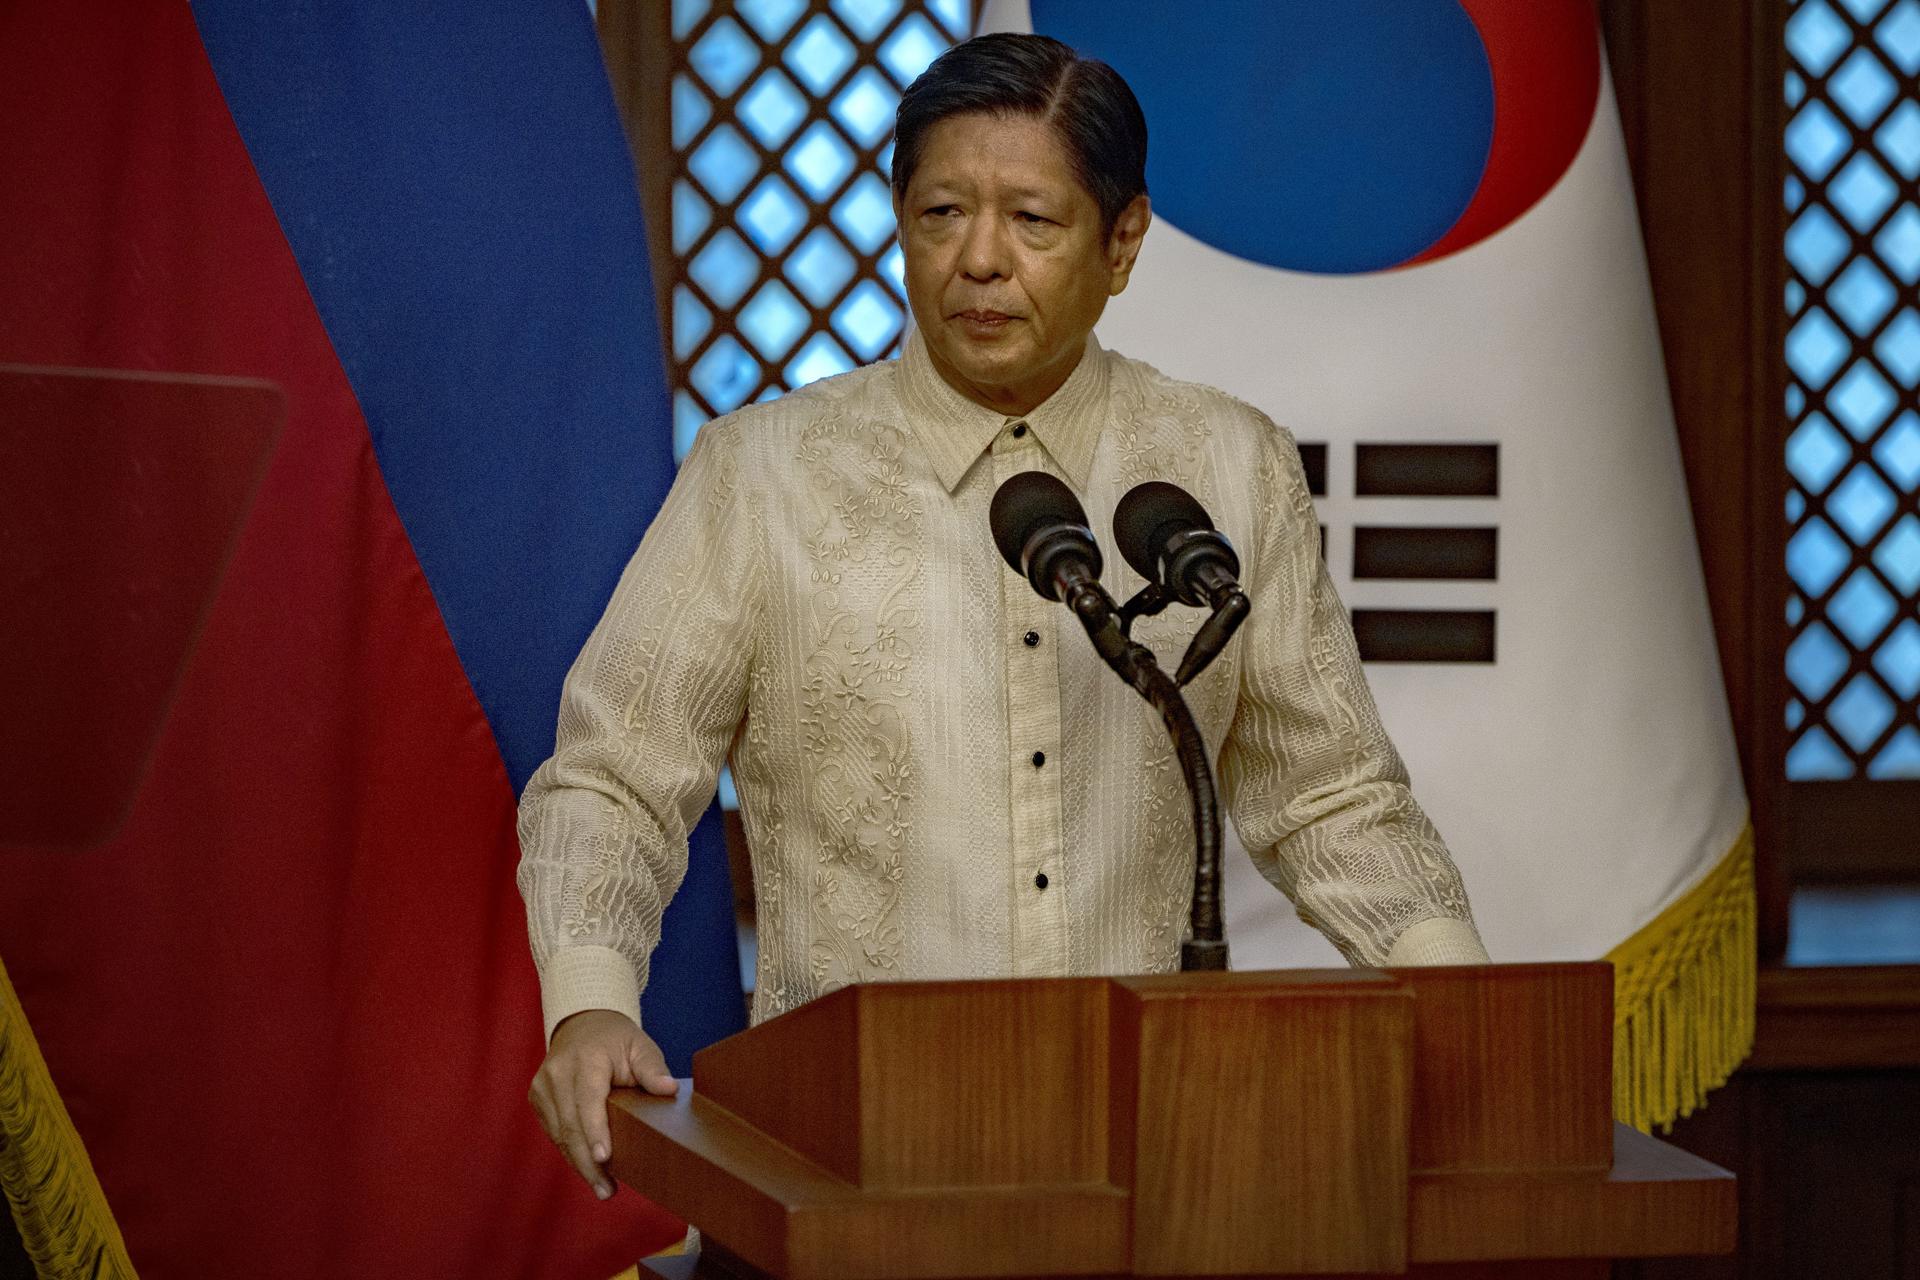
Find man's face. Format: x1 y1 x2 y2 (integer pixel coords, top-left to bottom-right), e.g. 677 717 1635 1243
895 111 1149 415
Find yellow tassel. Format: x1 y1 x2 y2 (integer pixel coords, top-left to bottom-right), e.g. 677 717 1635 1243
0 953 139 1278
1604 828 1757 1132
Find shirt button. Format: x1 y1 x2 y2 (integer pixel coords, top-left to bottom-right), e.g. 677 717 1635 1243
1011 422 1028 438
1023 630 1040 647
1031 750 1046 768
1035 871 1049 890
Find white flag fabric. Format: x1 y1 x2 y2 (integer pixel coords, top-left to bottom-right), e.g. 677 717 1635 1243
983 0 1754 1129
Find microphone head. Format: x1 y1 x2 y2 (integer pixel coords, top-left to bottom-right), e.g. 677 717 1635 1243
990 471 1102 600
989 471 1089 573
1113 480 1212 583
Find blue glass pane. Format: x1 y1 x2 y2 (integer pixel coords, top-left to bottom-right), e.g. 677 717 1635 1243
1787 698 1807 729
881 138 896 174
691 334 763 414
1829 258 1896 334
1787 205 1851 283
1791 0 1854 73
1874 617 1920 697
673 0 711 40
673 284 712 361
1786 100 1850 180
1786 727 1854 778
1875 513 1920 592
1875 308 1920 383
674 390 707 461
1787 70 1808 109
1831 48 1898 126
832 0 901 40
1789 622 1853 699
690 17 760 96
880 13 948 86
689 228 760 309
739 280 811 360
1839 0 1891 20
1789 383 1808 417
1830 360 1898 437
737 0 806 42
1787 308 1850 386
786 15 857 95
833 66 901 150
1831 153 1899 231
689 124 758 204
1789 413 1853 491
1876 204 1920 281
1830 673 1896 750
1788 490 1809 524
832 279 903 360
1879 0 1920 73
786 120 857 200
882 241 907 300
785 226 858 306
673 181 712 256
1788 591 1808 624
672 75 712 150
1829 568 1898 645
785 331 856 387
929 0 971 37
739 175 808 254
1787 174 1807 213
1867 725 1920 778
1875 411 1920 487
1877 100 1920 178
739 69 808 148
1788 278 1807 315
833 172 897 252
1789 517 1853 595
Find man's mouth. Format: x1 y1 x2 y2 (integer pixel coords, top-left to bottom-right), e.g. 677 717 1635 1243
954 309 1017 327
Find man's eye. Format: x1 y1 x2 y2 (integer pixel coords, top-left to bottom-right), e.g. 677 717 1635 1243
1015 212 1050 224
923 205 958 218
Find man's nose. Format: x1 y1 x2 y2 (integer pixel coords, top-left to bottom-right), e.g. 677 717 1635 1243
958 212 1011 281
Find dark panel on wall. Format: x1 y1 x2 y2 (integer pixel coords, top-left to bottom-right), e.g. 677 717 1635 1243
1352 526 1498 580
1354 443 1499 497
1298 441 1328 497
1352 608 1496 663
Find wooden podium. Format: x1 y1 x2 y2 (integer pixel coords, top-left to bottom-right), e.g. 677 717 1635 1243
616 963 1734 1278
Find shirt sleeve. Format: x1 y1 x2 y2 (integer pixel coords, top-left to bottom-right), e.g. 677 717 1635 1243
1216 416 1490 967
516 418 762 1043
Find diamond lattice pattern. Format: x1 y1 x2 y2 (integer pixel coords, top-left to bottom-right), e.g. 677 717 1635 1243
1787 0 1920 779
670 0 971 457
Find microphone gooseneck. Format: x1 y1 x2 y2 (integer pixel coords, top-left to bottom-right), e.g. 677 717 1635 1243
989 472 1227 970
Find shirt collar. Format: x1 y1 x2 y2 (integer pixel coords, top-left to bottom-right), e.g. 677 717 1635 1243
898 326 1109 493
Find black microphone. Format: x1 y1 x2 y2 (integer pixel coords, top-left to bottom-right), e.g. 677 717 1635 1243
989 472 1228 971
1113 481 1241 607
1112 481 1251 686
989 471 1113 622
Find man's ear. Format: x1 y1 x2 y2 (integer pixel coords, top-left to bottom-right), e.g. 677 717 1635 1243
1106 195 1152 297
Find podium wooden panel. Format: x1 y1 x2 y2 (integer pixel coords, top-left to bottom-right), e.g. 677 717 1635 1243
612 964 1734 1278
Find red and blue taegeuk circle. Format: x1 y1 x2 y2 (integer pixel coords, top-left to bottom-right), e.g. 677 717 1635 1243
1029 0 1601 275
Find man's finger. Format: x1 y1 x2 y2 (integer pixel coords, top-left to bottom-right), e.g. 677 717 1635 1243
632 1040 679 1097
566 1070 616 1198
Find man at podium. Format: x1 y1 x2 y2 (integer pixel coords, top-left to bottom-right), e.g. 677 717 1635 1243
517 32 1490 1200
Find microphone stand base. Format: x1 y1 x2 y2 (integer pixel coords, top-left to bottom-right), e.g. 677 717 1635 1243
1180 938 1230 971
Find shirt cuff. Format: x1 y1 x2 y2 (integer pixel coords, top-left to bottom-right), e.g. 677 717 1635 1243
539 945 643 1045
1383 916 1491 967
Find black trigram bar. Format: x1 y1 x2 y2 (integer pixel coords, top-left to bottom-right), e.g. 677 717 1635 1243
1352 609 1496 663
1298 442 1328 496
1352 526 1498 580
1355 443 1498 497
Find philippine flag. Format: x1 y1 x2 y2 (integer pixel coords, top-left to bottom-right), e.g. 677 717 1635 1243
0 4 742 1275
986 0 1755 1131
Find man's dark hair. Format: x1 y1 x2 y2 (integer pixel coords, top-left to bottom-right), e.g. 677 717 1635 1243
891 33 1148 238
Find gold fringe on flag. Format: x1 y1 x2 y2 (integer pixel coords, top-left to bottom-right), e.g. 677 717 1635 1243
1605 826 1757 1133
0 953 138 1279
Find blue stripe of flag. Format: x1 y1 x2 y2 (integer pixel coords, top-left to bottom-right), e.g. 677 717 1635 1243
194 1 745 1067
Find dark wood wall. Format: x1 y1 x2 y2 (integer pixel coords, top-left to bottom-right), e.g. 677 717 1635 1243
1604 1 1920 1276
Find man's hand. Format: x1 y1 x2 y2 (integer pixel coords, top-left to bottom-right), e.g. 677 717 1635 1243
529 1009 678 1200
